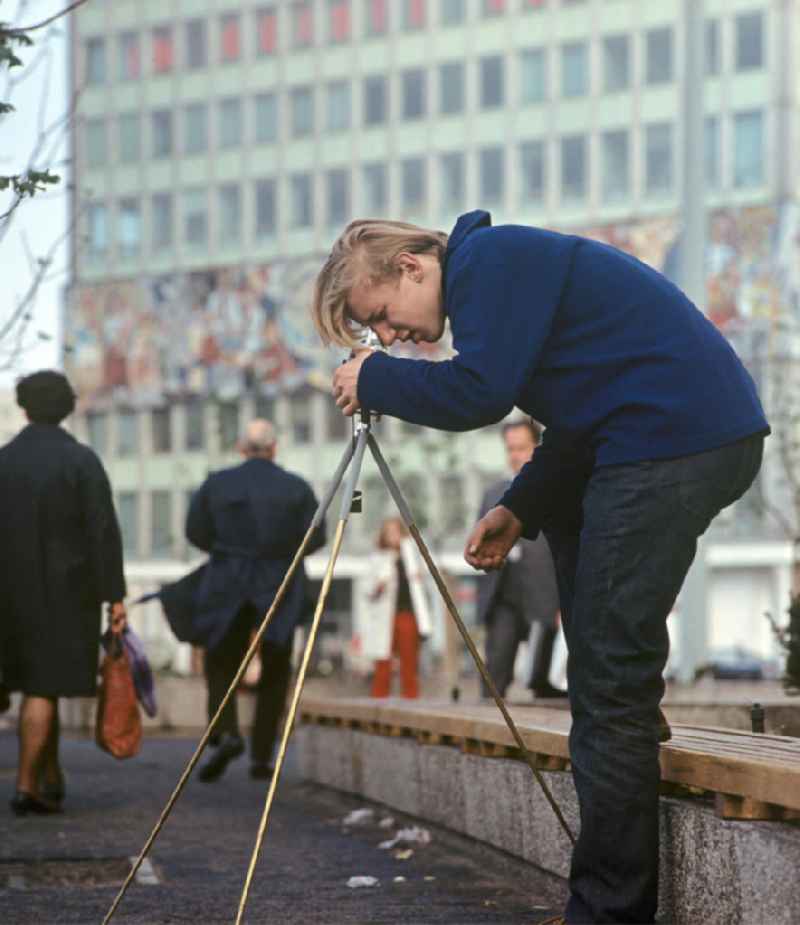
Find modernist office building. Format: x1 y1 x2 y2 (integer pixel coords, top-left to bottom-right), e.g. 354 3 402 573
66 0 798 669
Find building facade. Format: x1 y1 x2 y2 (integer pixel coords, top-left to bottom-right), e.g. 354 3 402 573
66 0 800 674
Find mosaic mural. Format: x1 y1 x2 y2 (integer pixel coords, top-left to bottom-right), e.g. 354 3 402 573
581 202 800 333
66 204 800 409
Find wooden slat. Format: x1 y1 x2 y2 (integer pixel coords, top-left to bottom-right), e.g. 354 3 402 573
714 793 785 821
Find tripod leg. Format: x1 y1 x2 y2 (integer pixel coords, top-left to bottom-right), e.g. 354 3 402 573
102 438 356 925
235 426 369 925
367 433 575 846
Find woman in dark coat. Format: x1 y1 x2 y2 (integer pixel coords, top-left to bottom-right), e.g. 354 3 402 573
0 371 126 815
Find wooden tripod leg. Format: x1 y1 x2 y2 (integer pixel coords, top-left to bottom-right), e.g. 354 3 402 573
102 439 355 925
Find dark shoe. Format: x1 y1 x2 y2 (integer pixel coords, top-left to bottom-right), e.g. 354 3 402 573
249 763 275 781
658 707 672 743
10 791 62 816
198 734 245 783
532 682 568 700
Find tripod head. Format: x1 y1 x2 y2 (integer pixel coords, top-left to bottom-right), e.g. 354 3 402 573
350 327 385 431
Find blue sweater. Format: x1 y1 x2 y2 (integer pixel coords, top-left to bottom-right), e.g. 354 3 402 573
358 211 768 534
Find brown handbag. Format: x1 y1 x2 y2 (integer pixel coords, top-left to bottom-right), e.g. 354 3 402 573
95 632 142 759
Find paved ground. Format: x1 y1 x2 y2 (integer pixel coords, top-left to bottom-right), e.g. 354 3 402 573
0 731 566 925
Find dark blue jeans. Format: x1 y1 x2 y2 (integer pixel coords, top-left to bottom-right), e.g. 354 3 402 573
543 435 764 924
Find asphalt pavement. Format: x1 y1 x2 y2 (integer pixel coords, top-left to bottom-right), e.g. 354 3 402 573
0 730 566 924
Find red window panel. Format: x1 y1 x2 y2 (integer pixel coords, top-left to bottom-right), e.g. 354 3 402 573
124 37 141 79
406 0 426 29
523 0 547 8
368 0 388 34
221 16 241 61
257 9 278 55
330 1 350 42
294 3 314 46
485 0 506 13
153 29 173 73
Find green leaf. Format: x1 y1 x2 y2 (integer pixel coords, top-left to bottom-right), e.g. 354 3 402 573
0 45 23 68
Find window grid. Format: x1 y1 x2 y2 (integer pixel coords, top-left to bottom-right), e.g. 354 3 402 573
77 20 775 251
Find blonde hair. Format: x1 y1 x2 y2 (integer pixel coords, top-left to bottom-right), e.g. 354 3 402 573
312 218 448 348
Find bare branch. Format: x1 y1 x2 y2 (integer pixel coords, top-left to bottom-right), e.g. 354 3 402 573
6 39 51 92
21 227 36 274
5 0 90 35
34 40 53 138
0 79 81 245
0 198 83 367
0 191 25 223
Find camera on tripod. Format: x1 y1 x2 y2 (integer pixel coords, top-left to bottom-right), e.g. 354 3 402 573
355 327 384 352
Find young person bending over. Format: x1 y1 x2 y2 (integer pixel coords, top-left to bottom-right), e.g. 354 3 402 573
312 211 768 925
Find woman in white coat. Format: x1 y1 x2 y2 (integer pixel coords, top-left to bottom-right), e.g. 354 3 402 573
367 518 431 699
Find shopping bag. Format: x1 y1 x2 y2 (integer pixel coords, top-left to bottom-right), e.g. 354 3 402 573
102 627 157 718
95 632 142 759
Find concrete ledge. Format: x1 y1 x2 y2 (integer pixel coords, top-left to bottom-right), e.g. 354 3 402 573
295 725 800 925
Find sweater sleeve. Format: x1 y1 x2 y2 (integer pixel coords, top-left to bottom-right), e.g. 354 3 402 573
499 429 594 540
358 232 573 431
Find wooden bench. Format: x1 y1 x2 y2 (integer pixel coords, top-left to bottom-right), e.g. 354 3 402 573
300 696 800 822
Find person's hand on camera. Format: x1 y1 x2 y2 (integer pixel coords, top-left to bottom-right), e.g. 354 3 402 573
332 348 373 416
108 601 127 634
464 506 522 572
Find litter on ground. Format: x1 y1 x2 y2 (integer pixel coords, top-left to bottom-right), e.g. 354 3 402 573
342 808 374 827
346 876 379 889
378 826 432 850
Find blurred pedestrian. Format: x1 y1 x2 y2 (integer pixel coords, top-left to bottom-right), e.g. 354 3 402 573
477 419 564 701
316 210 768 925
365 517 431 699
0 371 126 816
171 419 325 782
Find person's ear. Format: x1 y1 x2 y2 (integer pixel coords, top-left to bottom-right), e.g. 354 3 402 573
396 252 423 283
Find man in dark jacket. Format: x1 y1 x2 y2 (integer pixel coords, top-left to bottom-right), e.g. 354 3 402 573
477 419 563 701
185 418 325 782
320 210 768 924
0 371 126 816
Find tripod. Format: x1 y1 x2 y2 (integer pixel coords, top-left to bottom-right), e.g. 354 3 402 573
103 408 574 925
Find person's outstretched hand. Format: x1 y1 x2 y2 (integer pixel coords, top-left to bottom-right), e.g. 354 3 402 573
332 348 373 416
464 506 522 571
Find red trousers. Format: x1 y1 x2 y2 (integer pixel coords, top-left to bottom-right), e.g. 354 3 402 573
371 610 419 699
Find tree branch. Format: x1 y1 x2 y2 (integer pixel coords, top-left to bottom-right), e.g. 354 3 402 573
0 197 84 368
5 0 90 35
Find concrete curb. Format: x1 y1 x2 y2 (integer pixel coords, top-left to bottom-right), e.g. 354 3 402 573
295 725 800 924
